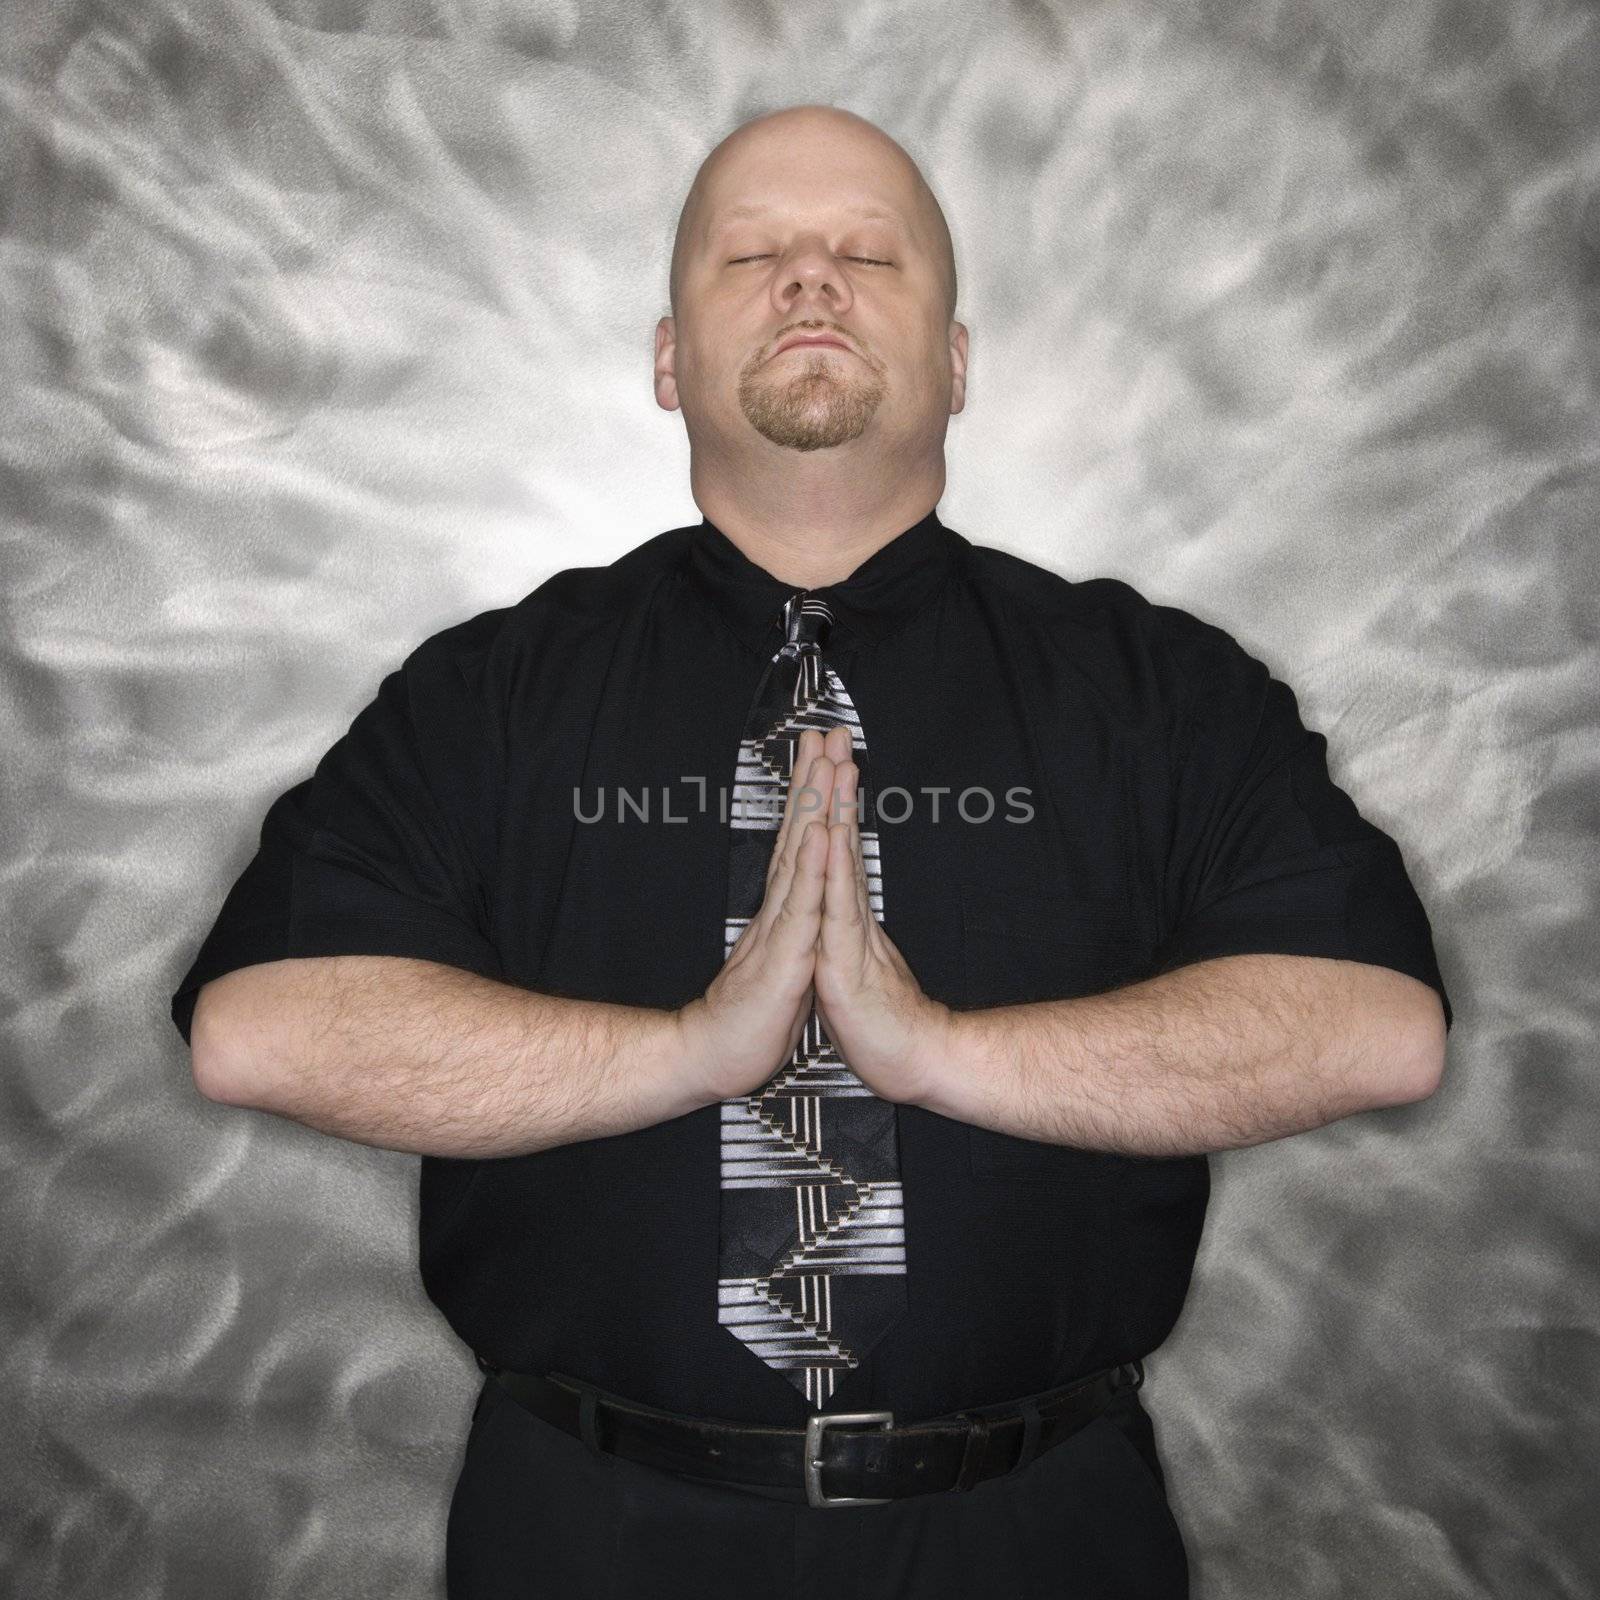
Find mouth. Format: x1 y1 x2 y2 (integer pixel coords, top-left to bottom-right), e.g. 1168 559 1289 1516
775 335 854 357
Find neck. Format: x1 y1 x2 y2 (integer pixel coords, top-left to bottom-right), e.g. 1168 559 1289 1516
689 458 946 590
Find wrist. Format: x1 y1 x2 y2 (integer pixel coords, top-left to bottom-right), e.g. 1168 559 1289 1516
904 997 965 1114
666 997 719 1114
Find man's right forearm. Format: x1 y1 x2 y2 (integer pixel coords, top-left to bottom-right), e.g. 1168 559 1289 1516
191 955 716 1158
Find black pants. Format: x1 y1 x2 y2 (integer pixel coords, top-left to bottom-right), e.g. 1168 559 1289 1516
445 1375 1190 1598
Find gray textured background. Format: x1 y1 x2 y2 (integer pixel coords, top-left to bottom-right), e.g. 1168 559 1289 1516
4 0 1598 1595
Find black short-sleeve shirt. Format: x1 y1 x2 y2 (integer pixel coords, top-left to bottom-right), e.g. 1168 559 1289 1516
170 507 1451 1424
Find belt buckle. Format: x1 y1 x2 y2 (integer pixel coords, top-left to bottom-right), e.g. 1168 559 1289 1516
803 1410 895 1507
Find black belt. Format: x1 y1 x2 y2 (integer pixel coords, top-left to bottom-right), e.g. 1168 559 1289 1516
474 1354 1145 1508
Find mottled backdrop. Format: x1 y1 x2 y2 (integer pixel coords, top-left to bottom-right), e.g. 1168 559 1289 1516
3 0 1597 1595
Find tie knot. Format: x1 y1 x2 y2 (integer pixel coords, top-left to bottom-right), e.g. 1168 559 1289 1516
781 592 833 654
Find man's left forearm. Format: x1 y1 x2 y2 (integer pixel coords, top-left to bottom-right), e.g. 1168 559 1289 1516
910 953 1447 1157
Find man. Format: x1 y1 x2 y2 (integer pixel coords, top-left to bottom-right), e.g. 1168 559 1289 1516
172 103 1451 1599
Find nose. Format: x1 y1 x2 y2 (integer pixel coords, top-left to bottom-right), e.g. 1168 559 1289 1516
771 240 854 316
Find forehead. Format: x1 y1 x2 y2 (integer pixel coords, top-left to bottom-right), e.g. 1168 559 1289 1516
697 127 920 236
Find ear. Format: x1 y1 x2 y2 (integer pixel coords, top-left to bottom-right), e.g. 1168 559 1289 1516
654 316 680 412
948 321 969 416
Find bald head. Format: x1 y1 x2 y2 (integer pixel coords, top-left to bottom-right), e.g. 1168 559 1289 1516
668 104 958 328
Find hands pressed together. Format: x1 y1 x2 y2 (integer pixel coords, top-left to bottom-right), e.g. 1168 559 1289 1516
678 725 954 1109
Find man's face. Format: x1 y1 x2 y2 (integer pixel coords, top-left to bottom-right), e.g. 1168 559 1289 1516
657 115 963 458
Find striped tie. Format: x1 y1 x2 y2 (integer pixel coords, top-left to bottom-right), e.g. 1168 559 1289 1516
716 590 910 1410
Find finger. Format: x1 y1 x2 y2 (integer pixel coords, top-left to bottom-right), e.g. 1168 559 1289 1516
772 819 828 960
766 732 834 905
766 728 818 876
833 757 876 930
787 733 837 858
807 735 847 829
775 749 836 910
820 818 868 957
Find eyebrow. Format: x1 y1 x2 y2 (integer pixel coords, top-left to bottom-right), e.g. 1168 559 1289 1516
712 203 908 231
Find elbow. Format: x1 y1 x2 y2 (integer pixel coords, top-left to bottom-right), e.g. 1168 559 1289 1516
189 981 255 1106
1393 992 1449 1104
1354 986 1447 1111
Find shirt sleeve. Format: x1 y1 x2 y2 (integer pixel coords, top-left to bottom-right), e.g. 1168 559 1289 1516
1149 606 1452 1031
169 614 507 1049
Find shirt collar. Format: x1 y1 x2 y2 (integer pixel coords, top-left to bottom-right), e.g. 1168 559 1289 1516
682 505 965 654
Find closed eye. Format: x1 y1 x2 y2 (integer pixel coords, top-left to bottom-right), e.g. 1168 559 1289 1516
730 255 890 266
